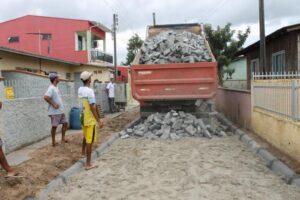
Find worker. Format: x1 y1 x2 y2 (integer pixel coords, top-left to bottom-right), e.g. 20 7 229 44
106 77 116 113
78 71 104 170
0 101 20 178
44 73 69 147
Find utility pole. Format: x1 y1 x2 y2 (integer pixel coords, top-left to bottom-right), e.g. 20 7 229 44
112 14 118 81
259 0 266 73
153 12 156 26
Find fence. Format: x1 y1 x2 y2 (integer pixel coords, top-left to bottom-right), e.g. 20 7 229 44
252 79 300 121
4 79 72 99
90 49 113 63
252 71 300 80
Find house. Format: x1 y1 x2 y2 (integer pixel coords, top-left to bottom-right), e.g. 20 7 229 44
237 23 300 89
223 56 247 90
0 15 113 82
0 15 112 65
0 46 111 83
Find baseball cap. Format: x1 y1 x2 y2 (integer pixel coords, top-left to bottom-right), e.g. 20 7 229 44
49 73 59 81
80 71 93 81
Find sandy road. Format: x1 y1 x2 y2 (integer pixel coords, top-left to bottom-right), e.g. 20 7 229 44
0 107 139 200
48 136 300 200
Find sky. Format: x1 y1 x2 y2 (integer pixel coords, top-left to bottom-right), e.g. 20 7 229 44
0 0 300 65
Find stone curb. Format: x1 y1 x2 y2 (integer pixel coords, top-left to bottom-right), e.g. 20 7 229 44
37 117 141 200
271 160 295 183
215 112 300 186
257 148 277 167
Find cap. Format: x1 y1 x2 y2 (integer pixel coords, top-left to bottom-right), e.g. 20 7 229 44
80 71 93 81
49 73 59 81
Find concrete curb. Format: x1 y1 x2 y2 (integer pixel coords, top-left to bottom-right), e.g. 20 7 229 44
215 112 300 186
37 117 141 200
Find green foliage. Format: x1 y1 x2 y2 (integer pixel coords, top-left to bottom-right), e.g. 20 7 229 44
122 34 143 66
204 23 250 84
223 67 236 80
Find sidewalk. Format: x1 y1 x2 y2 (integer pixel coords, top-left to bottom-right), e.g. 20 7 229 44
6 104 139 166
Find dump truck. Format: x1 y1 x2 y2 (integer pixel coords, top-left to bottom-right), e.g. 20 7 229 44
131 23 217 117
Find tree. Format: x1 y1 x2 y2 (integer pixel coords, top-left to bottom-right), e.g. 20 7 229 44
204 23 250 85
123 34 143 66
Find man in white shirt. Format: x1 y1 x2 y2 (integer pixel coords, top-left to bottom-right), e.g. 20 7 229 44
106 78 115 113
44 73 68 147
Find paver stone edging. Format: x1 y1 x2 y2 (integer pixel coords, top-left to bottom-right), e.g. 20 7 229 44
37 117 141 200
215 112 300 186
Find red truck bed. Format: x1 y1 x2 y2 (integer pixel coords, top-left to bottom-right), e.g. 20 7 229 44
131 62 217 104
130 23 217 115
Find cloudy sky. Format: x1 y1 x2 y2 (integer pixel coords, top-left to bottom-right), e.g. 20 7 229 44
1 0 300 64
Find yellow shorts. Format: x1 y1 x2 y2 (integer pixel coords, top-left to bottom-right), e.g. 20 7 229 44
82 125 97 144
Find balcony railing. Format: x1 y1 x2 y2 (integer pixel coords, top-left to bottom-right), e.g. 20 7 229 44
90 50 113 64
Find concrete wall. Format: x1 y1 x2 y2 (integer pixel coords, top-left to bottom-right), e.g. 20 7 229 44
94 82 109 113
298 33 300 71
252 108 300 162
2 71 72 98
215 87 251 129
251 79 300 163
1 95 75 153
223 80 247 90
0 72 76 153
0 80 4 145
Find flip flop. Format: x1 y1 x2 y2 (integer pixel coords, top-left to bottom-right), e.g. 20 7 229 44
85 165 98 171
52 142 59 147
61 139 69 144
5 173 24 178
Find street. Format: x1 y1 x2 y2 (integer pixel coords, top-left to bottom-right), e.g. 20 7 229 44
48 136 300 200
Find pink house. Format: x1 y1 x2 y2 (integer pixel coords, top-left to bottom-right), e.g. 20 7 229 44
0 15 112 65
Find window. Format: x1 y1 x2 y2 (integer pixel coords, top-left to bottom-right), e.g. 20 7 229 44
118 70 121 76
66 73 71 80
78 35 83 51
42 34 52 40
272 50 285 73
93 41 98 48
250 58 259 75
8 36 19 43
93 70 103 74
75 32 87 51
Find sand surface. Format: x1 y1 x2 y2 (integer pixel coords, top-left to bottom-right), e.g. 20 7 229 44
48 136 300 200
0 108 139 200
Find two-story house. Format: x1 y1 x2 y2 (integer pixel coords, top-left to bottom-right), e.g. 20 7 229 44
0 15 113 82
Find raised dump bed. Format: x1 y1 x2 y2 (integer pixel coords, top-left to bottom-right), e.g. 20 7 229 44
131 23 217 116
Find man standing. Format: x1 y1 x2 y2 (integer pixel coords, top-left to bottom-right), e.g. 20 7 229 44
44 73 68 147
106 77 115 113
0 102 18 177
78 71 103 170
